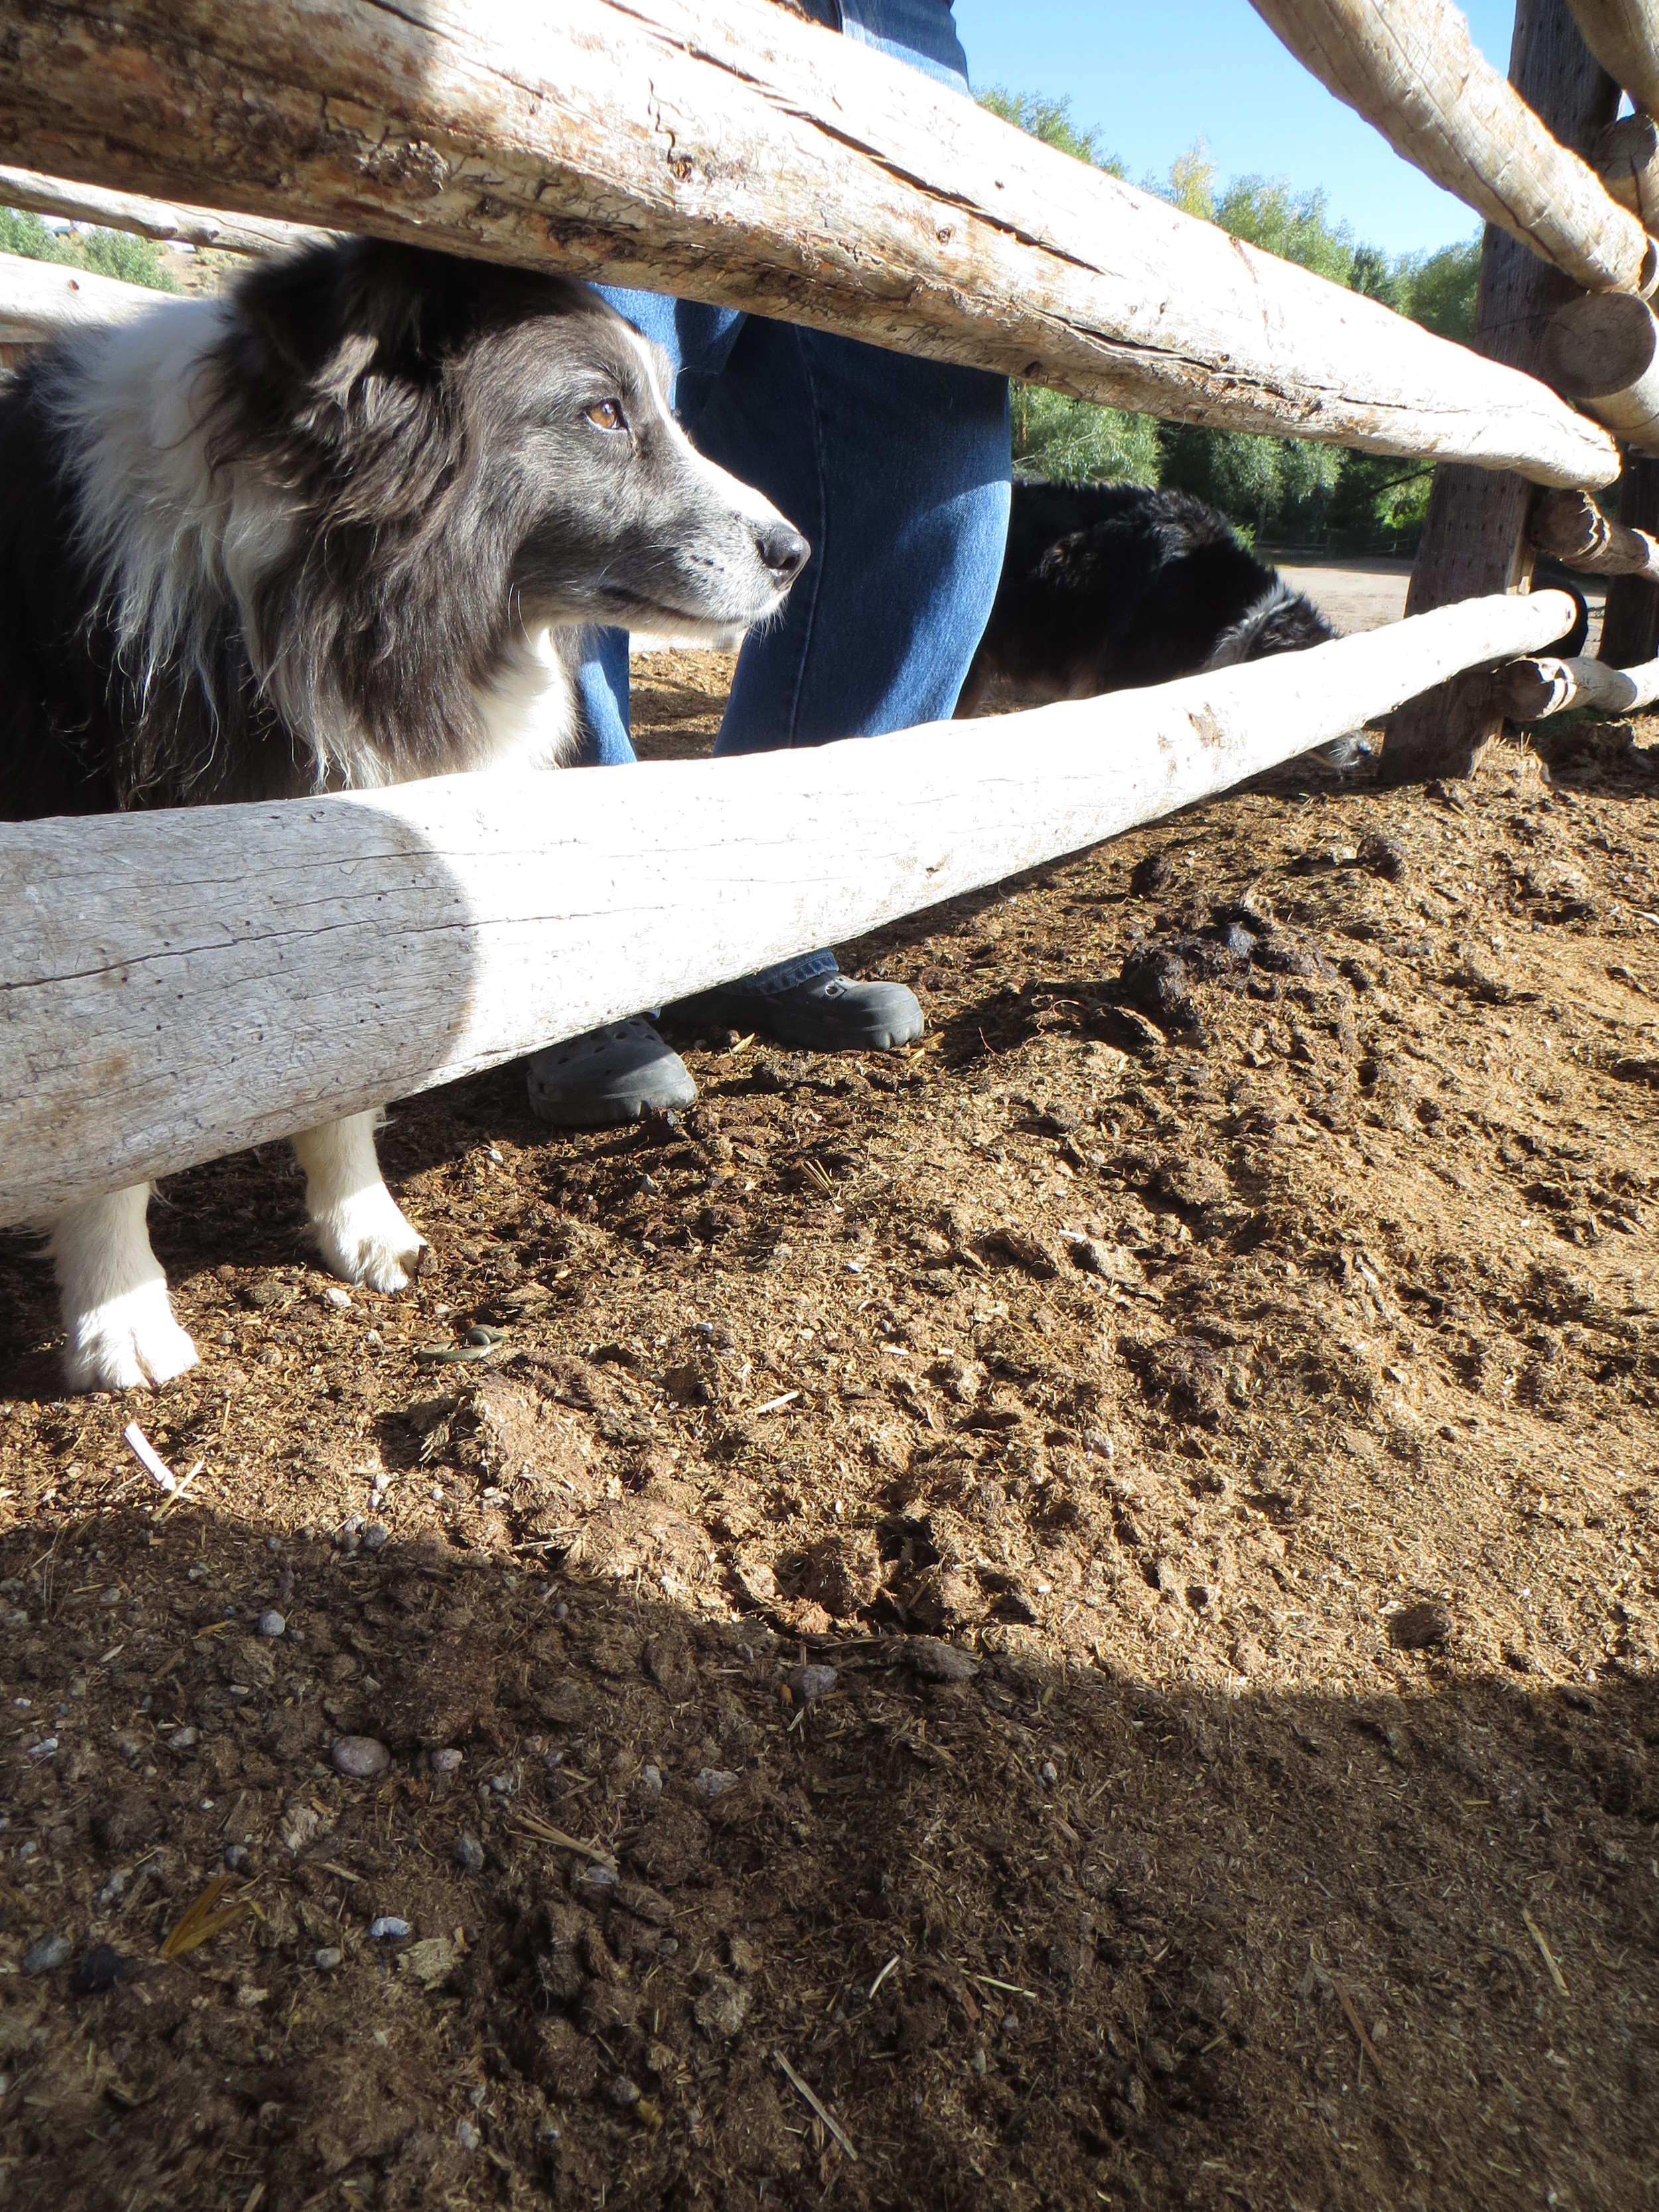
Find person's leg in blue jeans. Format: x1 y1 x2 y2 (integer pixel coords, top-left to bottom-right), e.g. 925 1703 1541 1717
527 0 1010 1124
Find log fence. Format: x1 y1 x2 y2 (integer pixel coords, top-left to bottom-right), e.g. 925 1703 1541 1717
0 592 1578 1222
1 0 1658 1228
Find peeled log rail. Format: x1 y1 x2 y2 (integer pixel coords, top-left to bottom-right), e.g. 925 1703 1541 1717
1567 0 1659 115
1530 485 1659 575
0 244 173 344
1541 289 1659 454
1250 0 1655 295
0 0 1619 487
1493 649 1659 716
1597 111 1659 224
0 589 1579 1226
0 165 328 257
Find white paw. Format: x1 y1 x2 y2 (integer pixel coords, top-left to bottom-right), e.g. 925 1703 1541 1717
63 1280 200 1393
311 1183 426 1293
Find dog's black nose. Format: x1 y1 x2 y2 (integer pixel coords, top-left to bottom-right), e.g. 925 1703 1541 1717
757 521 810 582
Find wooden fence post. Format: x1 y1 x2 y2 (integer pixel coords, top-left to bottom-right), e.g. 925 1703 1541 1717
1599 453 1659 662
1382 0 1622 784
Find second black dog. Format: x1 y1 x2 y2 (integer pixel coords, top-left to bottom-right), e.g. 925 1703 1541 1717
958 479 1336 715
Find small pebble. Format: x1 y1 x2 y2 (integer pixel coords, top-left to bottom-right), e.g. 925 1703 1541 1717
331 1735 392 1781
22 1933 70 1976
788 1664 837 1705
431 1748 464 1774
695 1767 740 1800
224 1844 250 1872
167 1726 198 1751
488 1772 514 1796
364 1329 384 1352
369 1917 411 1941
453 1833 485 1874
972 2046 987 2075
608 2076 642 2111
324 1286 352 1309
257 1611 286 1639
25 1737 56 1763
456 2119 480 2155
573 1862 619 1899
362 1523 389 1553
636 1762 663 1805
1039 1759 1058 1785
313 1947 343 1972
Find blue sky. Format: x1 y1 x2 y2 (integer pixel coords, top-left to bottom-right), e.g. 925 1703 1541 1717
953 0 1518 258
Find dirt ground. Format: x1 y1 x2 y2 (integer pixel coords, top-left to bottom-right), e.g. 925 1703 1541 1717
4 653 1659 2212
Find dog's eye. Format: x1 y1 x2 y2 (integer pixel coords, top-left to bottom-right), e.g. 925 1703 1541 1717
584 399 626 433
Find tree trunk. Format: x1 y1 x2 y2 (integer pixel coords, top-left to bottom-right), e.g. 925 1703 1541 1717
0 590 1576 1227
0 0 1617 484
1384 0 1623 784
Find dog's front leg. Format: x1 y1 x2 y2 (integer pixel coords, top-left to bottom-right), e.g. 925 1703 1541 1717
291 1112 426 1292
50 1185 200 1392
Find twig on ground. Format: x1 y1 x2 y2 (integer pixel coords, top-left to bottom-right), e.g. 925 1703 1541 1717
774 2049 857 2162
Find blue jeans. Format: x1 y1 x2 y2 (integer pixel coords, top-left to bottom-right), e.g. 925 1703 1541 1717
573 0 1009 992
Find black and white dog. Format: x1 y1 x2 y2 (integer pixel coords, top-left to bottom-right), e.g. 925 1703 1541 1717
1 238 808 1392
958 479 1336 716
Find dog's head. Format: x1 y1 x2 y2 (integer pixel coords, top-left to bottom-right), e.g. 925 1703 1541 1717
219 240 809 646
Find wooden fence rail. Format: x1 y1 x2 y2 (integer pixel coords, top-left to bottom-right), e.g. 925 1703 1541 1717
1566 0 1659 117
0 0 1618 486
0 589 1577 1226
0 164 328 256
0 242 171 344
1251 0 1655 293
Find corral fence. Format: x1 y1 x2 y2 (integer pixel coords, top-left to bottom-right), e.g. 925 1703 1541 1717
0 0 1654 1224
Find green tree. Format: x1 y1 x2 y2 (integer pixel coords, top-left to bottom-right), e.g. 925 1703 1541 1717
979 90 1147 484
980 100 1482 551
0 205 179 292
977 88 1124 175
1011 384 1162 485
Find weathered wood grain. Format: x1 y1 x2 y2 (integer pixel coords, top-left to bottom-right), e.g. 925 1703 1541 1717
1493 646 1659 714
1252 0 1654 292
1596 110 1659 224
0 0 1618 484
1567 0 1659 113
1542 289 1659 454
0 589 1579 1226
1530 485 1659 575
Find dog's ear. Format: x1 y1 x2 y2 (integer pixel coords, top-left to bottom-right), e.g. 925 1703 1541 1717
230 242 433 388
